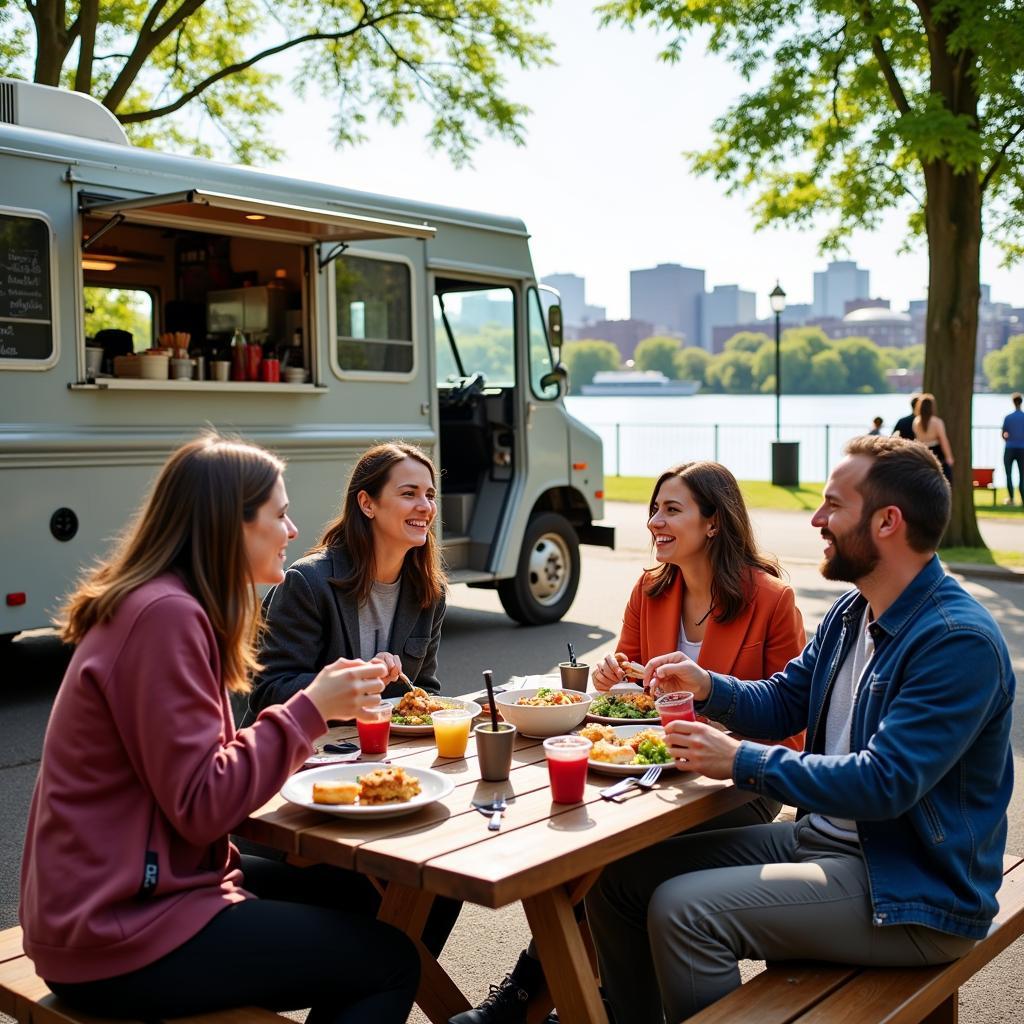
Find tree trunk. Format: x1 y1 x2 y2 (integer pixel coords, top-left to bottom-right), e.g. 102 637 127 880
921 159 984 548
31 0 69 86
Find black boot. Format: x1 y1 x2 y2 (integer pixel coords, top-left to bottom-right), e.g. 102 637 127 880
449 950 546 1024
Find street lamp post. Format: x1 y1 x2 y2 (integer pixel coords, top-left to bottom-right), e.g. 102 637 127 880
769 283 786 441
769 283 799 486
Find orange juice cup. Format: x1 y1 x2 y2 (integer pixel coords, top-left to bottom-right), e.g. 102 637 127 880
433 708 473 758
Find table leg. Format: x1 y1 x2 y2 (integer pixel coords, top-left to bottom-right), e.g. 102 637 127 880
524 886 608 1024
377 881 471 1024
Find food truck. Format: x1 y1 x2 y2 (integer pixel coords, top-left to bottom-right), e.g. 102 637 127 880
0 79 612 642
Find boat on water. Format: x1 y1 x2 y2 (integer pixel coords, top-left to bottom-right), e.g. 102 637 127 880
579 370 701 397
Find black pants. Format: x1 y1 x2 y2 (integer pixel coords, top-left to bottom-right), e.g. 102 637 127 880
47 856 436 1023
1005 448 1024 500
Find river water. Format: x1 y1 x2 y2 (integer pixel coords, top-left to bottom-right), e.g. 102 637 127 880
564 392 1016 482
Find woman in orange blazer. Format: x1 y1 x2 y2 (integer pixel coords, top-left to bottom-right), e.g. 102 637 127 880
594 460 806 827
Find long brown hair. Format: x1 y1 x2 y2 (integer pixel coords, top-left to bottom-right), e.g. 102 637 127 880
917 392 935 431
316 442 445 608
644 461 781 622
60 434 284 693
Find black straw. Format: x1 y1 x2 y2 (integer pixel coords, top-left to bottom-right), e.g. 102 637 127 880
567 642 578 668
483 669 499 732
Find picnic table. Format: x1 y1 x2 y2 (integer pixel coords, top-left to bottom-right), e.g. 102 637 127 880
236 688 755 1024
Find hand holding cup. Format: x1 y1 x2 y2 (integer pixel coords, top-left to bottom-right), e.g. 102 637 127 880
306 658 387 722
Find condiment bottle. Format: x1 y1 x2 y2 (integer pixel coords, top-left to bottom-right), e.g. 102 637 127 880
231 328 248 381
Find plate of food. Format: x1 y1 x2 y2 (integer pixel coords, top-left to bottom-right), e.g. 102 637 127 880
579 723 677 775
281 762 455 818
386 688 482 735
587 690 659 724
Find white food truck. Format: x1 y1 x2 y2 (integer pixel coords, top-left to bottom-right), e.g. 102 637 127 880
0 79 613 642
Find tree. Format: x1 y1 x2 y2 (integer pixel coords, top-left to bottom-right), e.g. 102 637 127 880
675 346 712 384
600 0 1024 547
809 349 850 394
723 331 771 353
705 350 755 394
634 335 682 377
833 337 889 392
984 335 1024 391
3 1 552 163
562 339 620 390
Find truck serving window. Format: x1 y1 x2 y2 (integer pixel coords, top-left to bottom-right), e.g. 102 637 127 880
335 255 413 373
0 210 56 366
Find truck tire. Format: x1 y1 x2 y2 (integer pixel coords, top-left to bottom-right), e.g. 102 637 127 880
498 512 581 625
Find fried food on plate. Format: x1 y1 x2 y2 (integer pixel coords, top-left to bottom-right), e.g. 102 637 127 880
580 723 617 744
358 766 422 805
590 740 637 765
312 780 360 805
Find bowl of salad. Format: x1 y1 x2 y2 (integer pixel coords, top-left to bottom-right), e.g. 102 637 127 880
494 687 592 738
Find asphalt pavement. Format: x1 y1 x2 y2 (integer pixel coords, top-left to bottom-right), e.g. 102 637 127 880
1 503 1021 1023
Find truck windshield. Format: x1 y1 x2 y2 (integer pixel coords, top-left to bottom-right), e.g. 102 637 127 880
434 284 515 388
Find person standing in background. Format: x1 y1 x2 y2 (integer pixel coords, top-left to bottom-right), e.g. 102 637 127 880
891 395 919 440
1002 393 1024 506
868 417 884 436
912 394 954 483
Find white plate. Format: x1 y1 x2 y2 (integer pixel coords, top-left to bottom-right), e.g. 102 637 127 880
581 724 678 776
281 762 455 819
385 695 482 735
586 693 661 726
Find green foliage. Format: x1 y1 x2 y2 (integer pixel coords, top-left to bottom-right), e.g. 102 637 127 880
724 331 770 353
562 339 621 390
633 335 682 377
83 286 154 348
984 335 1024 391
674 346 712 384
4 0 552 163
598 1 1024 264
708 328 895 393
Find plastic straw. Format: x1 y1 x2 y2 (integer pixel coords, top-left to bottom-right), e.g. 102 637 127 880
483 669 500 732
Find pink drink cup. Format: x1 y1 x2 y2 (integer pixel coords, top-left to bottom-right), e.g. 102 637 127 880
543 735 592 803
656 691 696 728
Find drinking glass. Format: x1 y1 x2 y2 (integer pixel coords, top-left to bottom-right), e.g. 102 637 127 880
543 735 592 803
433 708 473 758
656 691 696 727
356 702 392 756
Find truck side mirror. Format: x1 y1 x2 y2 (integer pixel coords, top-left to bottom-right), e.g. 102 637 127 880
547 304 563 352
540 364 568 395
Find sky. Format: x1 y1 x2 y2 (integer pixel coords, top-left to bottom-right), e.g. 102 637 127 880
262 0 1022 321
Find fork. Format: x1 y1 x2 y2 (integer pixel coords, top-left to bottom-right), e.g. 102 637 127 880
600 764 662 801
473 798 508 830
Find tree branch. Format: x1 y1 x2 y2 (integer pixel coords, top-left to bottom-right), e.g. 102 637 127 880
859 3 911 115
73 0 99 93
981 123 1024 193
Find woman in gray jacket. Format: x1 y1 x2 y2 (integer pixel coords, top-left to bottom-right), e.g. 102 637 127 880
247 441 447 717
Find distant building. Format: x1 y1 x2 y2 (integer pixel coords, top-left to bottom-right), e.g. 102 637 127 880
631 263 705 346
541 273 586 327
701 285 756 351
780 303 813 325
813 260 870 319
567 318 657 361
832 306 919 347
582 303 607 324
710 321 772 353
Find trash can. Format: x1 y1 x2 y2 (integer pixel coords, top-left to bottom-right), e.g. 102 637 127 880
771 441 800 487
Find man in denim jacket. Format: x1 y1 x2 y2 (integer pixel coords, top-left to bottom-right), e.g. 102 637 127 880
587 436 1015 1024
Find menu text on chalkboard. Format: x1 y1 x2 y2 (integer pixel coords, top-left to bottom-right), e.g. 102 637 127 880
0 211 54 362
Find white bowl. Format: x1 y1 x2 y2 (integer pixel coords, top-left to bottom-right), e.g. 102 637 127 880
495 687 592 738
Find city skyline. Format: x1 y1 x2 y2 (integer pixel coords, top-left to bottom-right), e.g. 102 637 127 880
258 0 1022 320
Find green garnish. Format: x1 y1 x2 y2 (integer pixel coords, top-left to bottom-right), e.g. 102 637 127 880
634 739 671 764
590 695 658 720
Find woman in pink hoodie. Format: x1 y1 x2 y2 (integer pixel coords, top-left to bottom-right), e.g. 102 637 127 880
20 434 419 1023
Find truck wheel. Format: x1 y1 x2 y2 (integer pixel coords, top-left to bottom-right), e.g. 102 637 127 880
498 513 580 625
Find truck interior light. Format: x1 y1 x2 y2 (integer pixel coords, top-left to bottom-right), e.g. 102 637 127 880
6 593 27 607
245 214 267 221
81 258 117 271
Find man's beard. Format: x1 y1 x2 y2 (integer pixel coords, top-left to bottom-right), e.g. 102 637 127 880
819 517 880 583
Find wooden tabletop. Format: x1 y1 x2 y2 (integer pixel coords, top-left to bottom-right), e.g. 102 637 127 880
239 713 753 909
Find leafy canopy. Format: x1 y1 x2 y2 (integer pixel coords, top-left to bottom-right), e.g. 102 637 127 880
598 0 1024 261
3 0 552 163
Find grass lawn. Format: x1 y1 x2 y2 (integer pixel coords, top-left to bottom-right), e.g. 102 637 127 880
604 475 1024 519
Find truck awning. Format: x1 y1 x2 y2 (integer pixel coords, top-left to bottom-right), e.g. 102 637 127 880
79 189 436 243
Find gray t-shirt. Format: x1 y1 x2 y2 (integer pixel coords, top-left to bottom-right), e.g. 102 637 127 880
808 606 875 844
358 578 402 661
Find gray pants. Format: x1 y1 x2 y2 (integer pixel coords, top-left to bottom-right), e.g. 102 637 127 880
586 818 975 1023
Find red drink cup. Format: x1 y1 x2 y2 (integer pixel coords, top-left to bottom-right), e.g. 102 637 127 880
260 358 280 382
543 735 592 803
656 691 696 727
246 344 262 381
356 703 392 756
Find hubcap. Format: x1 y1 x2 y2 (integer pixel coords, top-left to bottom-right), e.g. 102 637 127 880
527 531 571 606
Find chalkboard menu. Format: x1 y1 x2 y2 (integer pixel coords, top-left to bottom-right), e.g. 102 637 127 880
0 211 54 362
